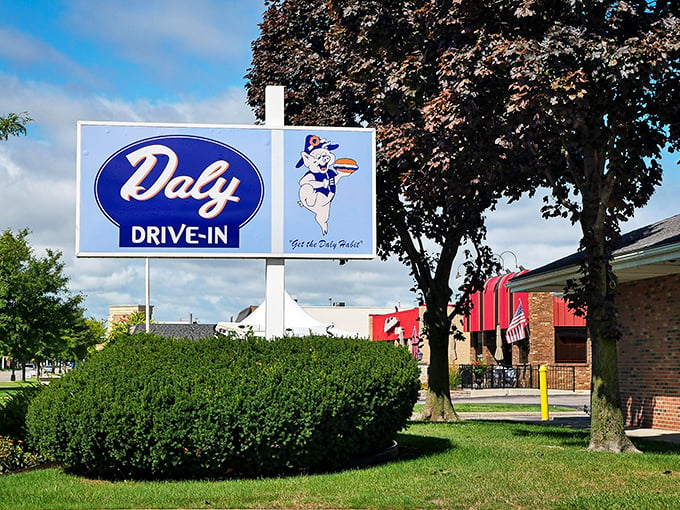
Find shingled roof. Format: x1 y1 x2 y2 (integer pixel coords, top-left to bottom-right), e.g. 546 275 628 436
508 213 680 292
129 323 218 341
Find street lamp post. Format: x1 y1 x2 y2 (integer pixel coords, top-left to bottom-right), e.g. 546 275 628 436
497 250 527 272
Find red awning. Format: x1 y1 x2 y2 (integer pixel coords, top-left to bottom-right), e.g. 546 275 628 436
464 271 530 332
497 272 518 329
465 289 482 332
482 275 504 331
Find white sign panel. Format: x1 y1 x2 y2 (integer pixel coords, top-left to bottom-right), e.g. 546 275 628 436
76 122 376 259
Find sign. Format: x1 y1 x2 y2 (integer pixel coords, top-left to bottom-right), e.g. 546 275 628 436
77 122 376 259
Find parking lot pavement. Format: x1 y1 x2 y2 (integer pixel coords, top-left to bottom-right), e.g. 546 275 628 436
1 369 23 382
0 369 41 382
454 388 590 409
417 388 590 409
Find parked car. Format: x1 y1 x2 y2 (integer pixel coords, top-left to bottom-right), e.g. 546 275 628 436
23 362 35 376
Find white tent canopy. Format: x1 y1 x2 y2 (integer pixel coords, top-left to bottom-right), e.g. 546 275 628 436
216 292 359 338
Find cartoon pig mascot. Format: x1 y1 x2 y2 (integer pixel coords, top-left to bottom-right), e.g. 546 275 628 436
296 135 357 234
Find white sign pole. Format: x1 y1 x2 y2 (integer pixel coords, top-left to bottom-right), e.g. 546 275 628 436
265 86 285 339
145 258 151 332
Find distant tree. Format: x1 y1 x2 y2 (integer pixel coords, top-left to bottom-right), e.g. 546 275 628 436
0 229 85 380
246 0 504 420
0 112 31 141
106 310 148 346
419 0 679 451
61 317 105 363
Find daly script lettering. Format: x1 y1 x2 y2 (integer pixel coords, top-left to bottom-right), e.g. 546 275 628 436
120 144 242 219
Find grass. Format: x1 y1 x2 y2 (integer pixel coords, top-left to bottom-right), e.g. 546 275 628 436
0 380 37 388
0 381 37 401
1 421 678 509
0 376 61 401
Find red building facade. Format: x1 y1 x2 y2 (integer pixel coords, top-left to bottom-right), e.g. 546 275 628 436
370 305 471 370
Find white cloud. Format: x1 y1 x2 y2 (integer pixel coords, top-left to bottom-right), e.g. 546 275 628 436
72 265 141 291
0 148 22 178
61 0 265 91
2 69 676 325
0 28 57 64
0 72 260 322
65 0 259 60
0 28 104 91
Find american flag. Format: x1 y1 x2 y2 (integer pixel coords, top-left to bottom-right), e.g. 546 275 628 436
506 300 529 343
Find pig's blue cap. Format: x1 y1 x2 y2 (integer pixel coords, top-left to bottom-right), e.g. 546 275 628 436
295 135 339 168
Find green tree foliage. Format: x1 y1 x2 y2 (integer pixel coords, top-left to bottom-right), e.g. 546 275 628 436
0 384 43 441
0 112 31 141
105 310 148 346
248 0 678 449
0 229 86 380
424 0 678 452
63 317 105 361
246 0 502 422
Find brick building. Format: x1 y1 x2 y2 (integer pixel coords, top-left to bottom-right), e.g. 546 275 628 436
107 304 153 333
509 214 680 431
369 283 587 389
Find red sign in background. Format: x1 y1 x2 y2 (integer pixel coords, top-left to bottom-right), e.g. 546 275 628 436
371 308 421 341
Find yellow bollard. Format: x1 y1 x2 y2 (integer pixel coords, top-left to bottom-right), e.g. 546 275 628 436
539 365 549 421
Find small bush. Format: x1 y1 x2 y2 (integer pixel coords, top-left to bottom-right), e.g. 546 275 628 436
27 334 420 480
0 436 49 474
449 364 461 389
0 384 43 441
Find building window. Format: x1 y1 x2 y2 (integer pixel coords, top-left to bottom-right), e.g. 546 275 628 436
554 327 587 363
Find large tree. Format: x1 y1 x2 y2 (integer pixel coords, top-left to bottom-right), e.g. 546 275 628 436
247 1 679 445
246 0 505 420
0 229 86 380
422 0 679 451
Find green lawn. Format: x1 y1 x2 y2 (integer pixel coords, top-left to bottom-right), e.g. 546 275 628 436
1 421 678 509
0 380 37 401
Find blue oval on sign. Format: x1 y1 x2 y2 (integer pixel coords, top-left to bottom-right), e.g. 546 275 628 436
94 135 264 248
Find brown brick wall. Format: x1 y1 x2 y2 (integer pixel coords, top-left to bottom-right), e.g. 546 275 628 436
617 273 680 431
573 365 591 392
527 292 555 364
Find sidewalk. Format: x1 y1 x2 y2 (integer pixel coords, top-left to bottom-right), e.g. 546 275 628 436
416 389 680 445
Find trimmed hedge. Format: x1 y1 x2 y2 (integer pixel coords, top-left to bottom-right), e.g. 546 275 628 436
26 333 419 480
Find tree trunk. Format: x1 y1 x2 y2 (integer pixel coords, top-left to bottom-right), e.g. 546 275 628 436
586 259 639 452
589 321 639 452
420 299 460 422
580 194 639 453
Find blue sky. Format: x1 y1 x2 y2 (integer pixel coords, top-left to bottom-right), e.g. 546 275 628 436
0 0 677 325
1 0 262 100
